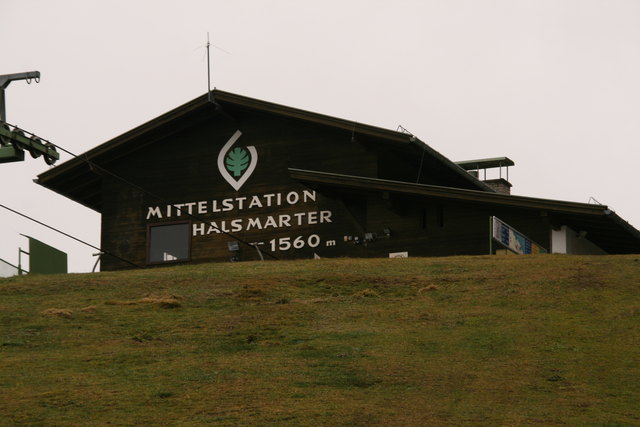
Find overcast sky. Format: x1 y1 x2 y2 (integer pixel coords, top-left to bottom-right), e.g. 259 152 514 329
2 0 639 272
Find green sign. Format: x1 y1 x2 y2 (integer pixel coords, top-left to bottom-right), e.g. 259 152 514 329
27 236 67 274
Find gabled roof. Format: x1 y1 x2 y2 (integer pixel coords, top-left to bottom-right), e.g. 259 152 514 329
36 89 490 212
289 168 640 254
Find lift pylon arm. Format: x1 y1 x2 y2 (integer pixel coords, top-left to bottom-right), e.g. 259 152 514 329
0 121 59 165
0 71 40 89
0 71 41 122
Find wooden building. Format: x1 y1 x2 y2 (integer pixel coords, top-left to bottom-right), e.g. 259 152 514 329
37 90 640 270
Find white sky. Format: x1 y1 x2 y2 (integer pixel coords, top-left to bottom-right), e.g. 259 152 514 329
2 0 639 272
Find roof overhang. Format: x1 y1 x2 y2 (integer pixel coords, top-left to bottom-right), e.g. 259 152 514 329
290 168 606 215
36 89 490 212
289 168 640 254
456 157 515 170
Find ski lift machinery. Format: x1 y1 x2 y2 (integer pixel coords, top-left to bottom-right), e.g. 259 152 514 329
0 71 59 165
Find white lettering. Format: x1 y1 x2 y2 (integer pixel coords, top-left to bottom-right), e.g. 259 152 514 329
189 209 335 238
236 196 247 210
263 216 278 229
279 214 291 228
207 222 221 234
248 195 263 209
193 223 205 236
231 219 243 232
264 193 275 207
303 190 316 203
146 206 163 220
308 211 318 225
247 217 262 230
294 212 306 225
222 198 234 212
147 191 331 234
184 202 196 215
286 191 299 205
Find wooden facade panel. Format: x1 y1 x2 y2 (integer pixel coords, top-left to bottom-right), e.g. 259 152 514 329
99 103 558 270
360 195 552 258
100 112 384 269
90 93 635 271
377 146 480 190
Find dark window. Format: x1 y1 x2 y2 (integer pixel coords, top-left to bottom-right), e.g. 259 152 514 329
420 208 427 229
148 222 191 264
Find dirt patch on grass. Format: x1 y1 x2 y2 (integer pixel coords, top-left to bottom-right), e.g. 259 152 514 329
41 308 73 318
105 300 138 306
418 285 439 294
105 294 182 308
352 289 380 298
290 297 334 304
139 294 182 308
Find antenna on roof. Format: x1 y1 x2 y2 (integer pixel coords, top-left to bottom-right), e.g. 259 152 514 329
203 34 230 105
206 32 212 102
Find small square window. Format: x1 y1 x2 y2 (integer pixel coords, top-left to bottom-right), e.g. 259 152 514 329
147 222 191 264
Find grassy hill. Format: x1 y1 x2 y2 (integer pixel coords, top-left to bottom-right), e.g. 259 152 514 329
1 255 639 426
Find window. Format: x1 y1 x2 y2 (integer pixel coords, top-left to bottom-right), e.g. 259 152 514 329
147 222 191 264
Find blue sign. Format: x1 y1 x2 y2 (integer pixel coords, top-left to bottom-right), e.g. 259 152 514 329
492 216 546 254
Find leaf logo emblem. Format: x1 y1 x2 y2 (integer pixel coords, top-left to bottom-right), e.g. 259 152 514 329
217 130 257 191
225 147 250 177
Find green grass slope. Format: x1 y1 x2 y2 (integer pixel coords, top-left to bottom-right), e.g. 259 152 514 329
1 255 639 426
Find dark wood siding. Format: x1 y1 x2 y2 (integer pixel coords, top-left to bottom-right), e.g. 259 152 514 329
100 109 380 269
99 105 552 270
335 192 551 259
